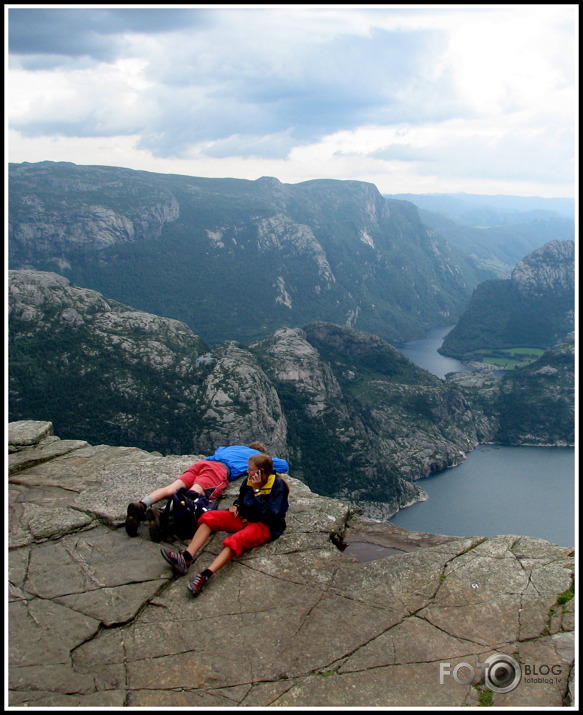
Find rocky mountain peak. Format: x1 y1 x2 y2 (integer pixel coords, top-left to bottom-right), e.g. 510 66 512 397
255 175 283 189
511 239 574 297
9 268 573 513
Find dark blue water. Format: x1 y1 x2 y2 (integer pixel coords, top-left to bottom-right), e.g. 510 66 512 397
390 445 575 547
390 327 576 547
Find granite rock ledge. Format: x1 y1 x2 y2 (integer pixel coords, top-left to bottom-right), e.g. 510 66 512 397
8 421 575 708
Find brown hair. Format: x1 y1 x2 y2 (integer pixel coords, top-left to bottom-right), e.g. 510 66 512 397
249 454 290 496
249 453 273 475
248 442 267 453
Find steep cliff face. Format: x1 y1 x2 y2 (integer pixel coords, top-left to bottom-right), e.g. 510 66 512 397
9 270 496 514
8 161 478 344
440 240 574 358
261 323 491 512
9 162 180 258
191 341 288 455
511 239 575 298
7 421 576 708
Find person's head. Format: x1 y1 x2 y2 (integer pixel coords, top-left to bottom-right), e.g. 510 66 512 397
248 442 267 453
248 453 273 483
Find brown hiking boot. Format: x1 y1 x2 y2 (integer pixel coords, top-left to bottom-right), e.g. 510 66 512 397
147 507 164 542
125 501 147 537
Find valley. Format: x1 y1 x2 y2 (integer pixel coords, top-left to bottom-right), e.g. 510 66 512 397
7 163 575 517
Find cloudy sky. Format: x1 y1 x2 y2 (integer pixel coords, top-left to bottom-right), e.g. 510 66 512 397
6 4 577 197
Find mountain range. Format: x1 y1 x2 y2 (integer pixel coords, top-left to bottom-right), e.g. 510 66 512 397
384 192 574 221
385 192 574 279
9 161 482 345
8 267 573 517
7 162 575 515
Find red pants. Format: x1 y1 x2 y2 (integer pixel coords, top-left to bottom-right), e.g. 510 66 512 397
198 510 271 556
178 460 229 499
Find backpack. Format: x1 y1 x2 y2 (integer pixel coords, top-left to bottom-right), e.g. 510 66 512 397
152 488 217 542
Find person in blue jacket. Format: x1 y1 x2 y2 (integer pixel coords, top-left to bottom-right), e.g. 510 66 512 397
160 452 290 597
125 442 289 536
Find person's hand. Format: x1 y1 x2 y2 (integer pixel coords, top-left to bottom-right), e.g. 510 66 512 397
228 505 239 514
249 469 263 488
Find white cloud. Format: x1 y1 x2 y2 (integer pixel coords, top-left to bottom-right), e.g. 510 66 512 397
444 9 575 117
6 5 577 197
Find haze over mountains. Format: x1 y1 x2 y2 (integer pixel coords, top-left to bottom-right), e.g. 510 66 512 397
385 192 575 280
384 192 574 221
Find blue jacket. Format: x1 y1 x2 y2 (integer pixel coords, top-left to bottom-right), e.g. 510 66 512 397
205 445 289 481
234 475 289 539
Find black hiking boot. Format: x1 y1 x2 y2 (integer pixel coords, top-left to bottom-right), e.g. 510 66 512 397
125 501 147 537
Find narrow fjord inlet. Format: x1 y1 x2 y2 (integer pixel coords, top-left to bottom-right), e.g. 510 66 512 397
393 329 575 547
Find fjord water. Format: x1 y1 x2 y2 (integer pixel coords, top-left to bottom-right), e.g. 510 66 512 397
391 327 575 547
390 445 574 547
394 324 470 378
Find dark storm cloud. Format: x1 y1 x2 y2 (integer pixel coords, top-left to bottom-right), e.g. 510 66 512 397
8 7 211 66
11 11 451 162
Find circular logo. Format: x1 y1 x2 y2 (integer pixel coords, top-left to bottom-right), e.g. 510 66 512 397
482 654 522 693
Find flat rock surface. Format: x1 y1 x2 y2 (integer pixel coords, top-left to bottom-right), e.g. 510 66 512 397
8 421 575 707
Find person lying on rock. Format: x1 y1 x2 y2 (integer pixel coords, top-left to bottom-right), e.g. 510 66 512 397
160 453 290 597
125 442 289 537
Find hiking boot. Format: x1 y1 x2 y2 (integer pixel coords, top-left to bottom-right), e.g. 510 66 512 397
147 507 163 543
160 548 191 575
188 571 209 597
125 502 147 537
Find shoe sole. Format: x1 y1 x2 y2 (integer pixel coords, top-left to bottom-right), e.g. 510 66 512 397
149 524 162 542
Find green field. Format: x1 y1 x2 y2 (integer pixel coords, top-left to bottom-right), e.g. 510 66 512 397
473 347 545 368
